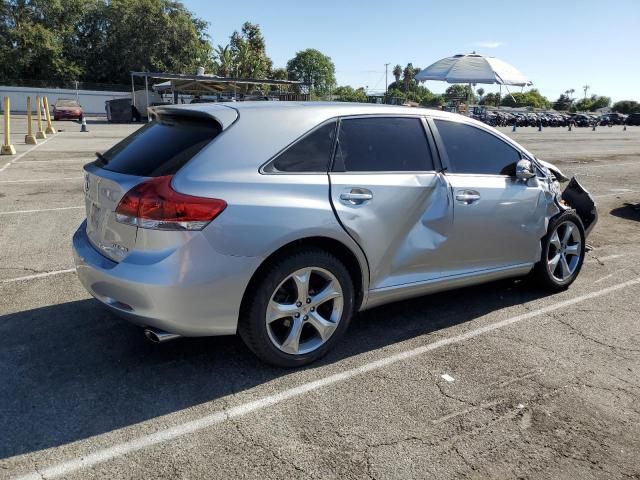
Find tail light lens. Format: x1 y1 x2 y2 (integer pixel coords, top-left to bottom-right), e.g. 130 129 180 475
115 175 226 231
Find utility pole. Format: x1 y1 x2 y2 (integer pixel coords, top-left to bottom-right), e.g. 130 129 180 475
384 63 390 96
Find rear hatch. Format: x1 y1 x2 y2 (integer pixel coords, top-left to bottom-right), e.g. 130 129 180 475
83 106 236 262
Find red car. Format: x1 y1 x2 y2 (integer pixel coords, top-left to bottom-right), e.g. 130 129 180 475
52 99 83 121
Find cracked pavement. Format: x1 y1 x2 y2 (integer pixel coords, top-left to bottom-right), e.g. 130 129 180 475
1 121 640 479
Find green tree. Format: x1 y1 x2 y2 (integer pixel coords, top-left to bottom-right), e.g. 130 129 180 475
214 44 234 77
476 87 485 99
480 92 500 106
333 85 368 103
612 100 640 114
227 22 272 80
589 95 611 110
445 84 475 103
500 89 550 108
402 63 414 92
97 0 214 84
286 48 336 97
392 64 402 84
270 67 288 80
553 94 573 111
572 94 611 112
0 0 215 85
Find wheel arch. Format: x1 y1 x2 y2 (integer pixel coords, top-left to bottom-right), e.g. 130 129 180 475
240 236 369 318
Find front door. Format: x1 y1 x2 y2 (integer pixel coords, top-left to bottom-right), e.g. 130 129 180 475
431 118 545 274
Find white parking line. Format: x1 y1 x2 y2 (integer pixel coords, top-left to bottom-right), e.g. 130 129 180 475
0 134 57 173
0 206 84 215
10 159 90 164
596 254 624 262
15 276 640 480
0 176 82 184
594 274 614 284
0 269 75 284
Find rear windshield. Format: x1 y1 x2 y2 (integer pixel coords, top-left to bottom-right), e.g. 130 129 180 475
97 115 222 176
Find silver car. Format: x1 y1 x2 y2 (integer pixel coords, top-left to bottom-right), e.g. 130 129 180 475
73 102 597 367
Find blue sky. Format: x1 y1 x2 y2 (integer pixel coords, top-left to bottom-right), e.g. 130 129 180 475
183 0 640 102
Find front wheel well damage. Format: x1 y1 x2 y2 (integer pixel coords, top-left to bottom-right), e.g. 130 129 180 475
239 237 366 322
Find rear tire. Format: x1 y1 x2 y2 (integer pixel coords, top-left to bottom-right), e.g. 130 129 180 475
532 210 586 291
239 249 354 367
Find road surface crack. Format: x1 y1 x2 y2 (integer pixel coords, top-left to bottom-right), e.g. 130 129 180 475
230 419 312 478
553 316 640 354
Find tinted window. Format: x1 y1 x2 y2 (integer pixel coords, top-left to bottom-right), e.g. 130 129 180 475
333 117 434 172
98 115 221 176
267 121 337 172
435 120 520 175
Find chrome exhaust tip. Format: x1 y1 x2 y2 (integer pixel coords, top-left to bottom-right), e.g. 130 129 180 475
144 328 181 343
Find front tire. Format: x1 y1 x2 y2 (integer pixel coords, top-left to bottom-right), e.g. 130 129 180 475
239 249 355 367
533 210 586 291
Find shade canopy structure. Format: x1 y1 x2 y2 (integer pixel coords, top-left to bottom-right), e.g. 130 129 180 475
131 71 305 95
415 53 532 86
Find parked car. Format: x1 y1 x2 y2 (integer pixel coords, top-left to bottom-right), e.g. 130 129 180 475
573 114 594 127
73 103 597 367
607 113 628 125
627 113 640 126
52 98 83 121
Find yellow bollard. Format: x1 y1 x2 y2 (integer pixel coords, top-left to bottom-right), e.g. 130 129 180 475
35 96 46 139
25 96 37 145
43 96 55 134
1 96 17 155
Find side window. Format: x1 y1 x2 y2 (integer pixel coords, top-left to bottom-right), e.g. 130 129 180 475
265 121 337 173
434 120 521 175
333 117 434 172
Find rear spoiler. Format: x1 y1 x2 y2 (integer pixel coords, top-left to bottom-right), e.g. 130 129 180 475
150 104 239 130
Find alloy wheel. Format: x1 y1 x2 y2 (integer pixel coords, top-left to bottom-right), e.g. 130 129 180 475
547 220 583 282
265 267 343 355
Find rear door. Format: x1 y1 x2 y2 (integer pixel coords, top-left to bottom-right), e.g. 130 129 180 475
329 116 452 290
430 118 545 273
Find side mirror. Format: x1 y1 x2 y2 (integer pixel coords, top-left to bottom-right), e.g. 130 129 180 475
516 159 536 181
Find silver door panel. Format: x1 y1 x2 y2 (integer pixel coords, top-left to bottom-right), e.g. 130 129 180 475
330 172 452 289
440 174 546 273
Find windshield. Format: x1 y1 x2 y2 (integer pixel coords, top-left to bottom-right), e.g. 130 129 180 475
55 100 80 108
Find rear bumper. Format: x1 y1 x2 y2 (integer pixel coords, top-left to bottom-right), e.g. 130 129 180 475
72 221 260 336
54 112 82 119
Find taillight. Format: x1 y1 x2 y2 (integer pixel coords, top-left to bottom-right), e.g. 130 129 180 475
115 176 226 231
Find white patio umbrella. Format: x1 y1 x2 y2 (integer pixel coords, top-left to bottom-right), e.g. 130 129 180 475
415 53 531 86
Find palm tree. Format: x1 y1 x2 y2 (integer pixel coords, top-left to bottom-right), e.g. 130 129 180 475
392 64 402 84
477 87 485 99
582 85 590 99
215 45 233 77
403 63 414 92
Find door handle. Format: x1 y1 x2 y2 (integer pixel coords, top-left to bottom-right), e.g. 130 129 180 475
455 190 481 204
340 189 373 205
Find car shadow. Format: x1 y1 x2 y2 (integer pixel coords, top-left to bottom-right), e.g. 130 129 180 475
610 203 640 222
0 278 550 459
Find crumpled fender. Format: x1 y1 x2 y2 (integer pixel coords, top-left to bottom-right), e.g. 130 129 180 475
536 158 570 182
561 177 598 237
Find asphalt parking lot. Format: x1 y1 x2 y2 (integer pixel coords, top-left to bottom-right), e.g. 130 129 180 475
1 116 640 480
